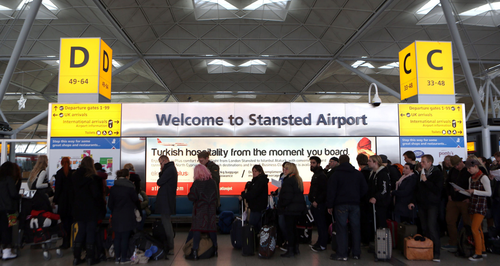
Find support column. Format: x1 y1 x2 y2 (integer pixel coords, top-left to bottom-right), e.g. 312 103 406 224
440 0 487 127
0 0 42 104
9 134 16 163
482 127 492 158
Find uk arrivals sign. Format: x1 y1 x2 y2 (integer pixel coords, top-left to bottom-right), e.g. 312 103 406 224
58 38 113 100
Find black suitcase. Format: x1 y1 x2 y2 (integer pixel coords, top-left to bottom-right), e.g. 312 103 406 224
242 224 255 256
231 217 243 249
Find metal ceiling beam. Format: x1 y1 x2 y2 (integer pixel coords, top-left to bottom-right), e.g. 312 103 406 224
291 0 395 102
113 58 141 77
4 110 48 136
440 0 487 128
92 0 177 102
336 60 401 99
0 0 42 106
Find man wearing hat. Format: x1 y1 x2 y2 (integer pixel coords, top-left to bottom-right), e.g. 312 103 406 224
324 157 339 179
442 155 471 252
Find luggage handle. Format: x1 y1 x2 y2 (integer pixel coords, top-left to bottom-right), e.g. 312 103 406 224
373 204 376 232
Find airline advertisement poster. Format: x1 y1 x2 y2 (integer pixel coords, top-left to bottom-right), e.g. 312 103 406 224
145 136 376 196
49 137 120 183
400 136 466 163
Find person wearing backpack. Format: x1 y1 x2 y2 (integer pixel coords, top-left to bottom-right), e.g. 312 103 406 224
465 158 492 261
239 165 269 233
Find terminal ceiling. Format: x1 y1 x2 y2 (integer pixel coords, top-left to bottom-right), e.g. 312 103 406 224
0 0 500 139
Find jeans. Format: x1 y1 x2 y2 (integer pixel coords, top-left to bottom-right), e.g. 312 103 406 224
137 210 146 231
161 214 175 251
311 203 327 247
114 231 131 261
249 211 263 234
418 205 440 258
470 214 486 255
334 205 361 258
186 231 218 250
74 220 97 245
278 214 287 244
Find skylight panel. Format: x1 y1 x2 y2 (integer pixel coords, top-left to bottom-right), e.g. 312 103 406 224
379 62 399 69
460 2 500 16
0 5 10 10
17 0 59 11
416 0 440 15
196 0 238 10
112 60 122 68
239 60 266 67
360 63 375 68
208 60 234 67
243 0 289 11
351 60 365 68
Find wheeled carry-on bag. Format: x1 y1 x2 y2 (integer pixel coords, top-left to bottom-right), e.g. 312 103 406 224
397 211 417 252
258 225 277 258
242 223 255 256
373 205 392 261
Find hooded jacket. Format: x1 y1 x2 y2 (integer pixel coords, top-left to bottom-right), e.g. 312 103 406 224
367 166 391 206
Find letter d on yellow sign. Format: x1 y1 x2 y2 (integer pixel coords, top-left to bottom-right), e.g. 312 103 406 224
58 38 113 100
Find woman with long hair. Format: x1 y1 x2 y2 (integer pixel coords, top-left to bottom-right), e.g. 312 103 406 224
108 169 138 264
71 156 106 266
185 164 218 260
28 155 49 190
0 162 20 260
367 155 391 229
277 162 307 258
239 165 269 233
53 157 75 249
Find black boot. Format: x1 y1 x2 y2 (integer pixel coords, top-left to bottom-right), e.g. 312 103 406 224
214 246 218 257
86 244 99 265
280 246 295 258
185 249 198 260
73 243 84 265
294 244 300 255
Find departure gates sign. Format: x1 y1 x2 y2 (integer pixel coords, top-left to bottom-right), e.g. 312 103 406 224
399 41 454 100
58 38 113 100
399 104 464 136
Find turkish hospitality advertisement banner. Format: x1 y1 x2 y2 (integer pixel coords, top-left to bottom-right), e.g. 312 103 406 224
145 136 376 196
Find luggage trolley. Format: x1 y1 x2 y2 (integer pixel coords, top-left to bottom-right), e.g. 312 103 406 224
18 188 64 261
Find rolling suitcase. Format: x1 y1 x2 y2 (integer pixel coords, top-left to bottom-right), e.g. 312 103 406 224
242 223 255 256
373 205 392 261
230 217 243 249
258 225 276 258
386 219 397 249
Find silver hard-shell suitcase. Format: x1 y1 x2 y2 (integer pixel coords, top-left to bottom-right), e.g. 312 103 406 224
373 205 392 261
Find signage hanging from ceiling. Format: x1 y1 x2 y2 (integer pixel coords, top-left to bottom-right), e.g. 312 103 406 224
399 104 464 136
58 38 113 100
399 41 454 100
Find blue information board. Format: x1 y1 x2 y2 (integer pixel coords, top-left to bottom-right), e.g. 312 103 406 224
50 137 120 149
400 136 464 148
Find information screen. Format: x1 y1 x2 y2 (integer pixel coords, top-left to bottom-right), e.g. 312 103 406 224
145 136 376 196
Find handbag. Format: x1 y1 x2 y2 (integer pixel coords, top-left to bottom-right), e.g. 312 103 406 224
7 212 18 227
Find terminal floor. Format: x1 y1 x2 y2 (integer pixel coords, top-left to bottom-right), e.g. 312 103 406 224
2 231 498 266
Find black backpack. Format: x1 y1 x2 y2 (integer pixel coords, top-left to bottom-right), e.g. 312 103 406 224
457 225 475 258
130 232 166 261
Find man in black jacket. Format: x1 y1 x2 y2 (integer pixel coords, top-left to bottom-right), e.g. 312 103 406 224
327 155 368 261
156 155 178 254
409 154 443 262
442 155 471 252
308 156 328 252
324 157 339 179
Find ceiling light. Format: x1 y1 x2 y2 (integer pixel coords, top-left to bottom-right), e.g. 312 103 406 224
17 0 59 11
208 59 234 67
243 0 289 11
0 5 10 10
239 60 266 67
416 0 440 15
351 60 365 68
460 2 500 16
379 62 399 69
